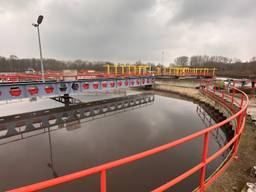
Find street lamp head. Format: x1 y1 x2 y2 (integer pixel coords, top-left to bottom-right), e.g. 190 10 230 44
37 15 44 25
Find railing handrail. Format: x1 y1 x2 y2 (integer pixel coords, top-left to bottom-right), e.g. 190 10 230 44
8 85 249 192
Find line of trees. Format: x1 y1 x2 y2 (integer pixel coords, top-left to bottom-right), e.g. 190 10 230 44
1 55 256 78
173 55 256 78
0 56 109 73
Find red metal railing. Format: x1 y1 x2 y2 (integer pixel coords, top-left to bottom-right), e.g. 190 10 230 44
8 84 249 192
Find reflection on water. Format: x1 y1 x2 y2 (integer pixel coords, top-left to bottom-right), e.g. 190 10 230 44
0 93 228 192
196 104 230 158
0 93 154 141
0 89 137 116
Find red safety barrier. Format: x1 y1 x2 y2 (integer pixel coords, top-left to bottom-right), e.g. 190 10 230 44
102 82 107 88
118 81 122 87
44 86 54 94
93 82 99 89
8 83 249 192
9 87 22 97
0 72 154 82
28 86 39 95
82 83 89 89
110 82 115 88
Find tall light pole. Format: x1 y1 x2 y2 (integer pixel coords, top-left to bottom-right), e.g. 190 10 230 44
33 15 45 83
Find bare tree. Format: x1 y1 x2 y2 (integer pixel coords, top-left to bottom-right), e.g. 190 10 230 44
174 56 189 67
251 57 256 62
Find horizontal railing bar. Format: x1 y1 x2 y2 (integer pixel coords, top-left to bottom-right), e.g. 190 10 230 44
206 135 237 164
152 163 204 192
8 129 210 192
205 116 247 189
204 154 235 189
205 117 246 189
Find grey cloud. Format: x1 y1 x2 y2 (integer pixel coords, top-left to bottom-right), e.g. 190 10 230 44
171 0 256 24
0 0 35 13
0 0 255 64
42 0 164 61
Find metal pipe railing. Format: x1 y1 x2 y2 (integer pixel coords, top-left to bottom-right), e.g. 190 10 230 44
8 83 249 192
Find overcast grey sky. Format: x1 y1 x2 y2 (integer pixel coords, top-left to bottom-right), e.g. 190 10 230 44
0 0 255 64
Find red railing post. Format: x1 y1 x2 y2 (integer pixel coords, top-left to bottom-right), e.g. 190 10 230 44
231 89 235 106
101 170 107 192
233 111 244 156
199 132 209 191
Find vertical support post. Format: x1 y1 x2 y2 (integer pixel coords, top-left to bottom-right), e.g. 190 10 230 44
233 111 244 156
106 65 110 75
114 64 118 76
231 88 235 105
128 65 131 75
138 66 141 75
199 132 209 191
134 66 137 75
63 94 70 107
101 170 107 192
157 67 160 76
121 65 125 76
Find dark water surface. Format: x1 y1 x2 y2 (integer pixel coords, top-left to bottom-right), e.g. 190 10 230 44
0 93 227 192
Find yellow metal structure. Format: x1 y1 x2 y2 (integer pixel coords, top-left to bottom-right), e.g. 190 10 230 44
104 64 216 77
156 67 216 77
104 64 150 76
